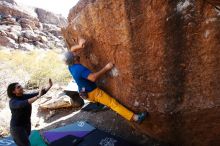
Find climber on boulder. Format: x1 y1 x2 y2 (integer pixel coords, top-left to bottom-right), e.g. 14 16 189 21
63 38 147 123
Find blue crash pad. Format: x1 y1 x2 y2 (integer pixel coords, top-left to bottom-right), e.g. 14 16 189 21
0 136 16 146
50 121 95 132
0 130 47 146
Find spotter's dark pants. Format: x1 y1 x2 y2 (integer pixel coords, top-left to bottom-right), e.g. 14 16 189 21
10 124 31 146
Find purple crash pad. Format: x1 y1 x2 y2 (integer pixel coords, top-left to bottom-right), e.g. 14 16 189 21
42 121 96 143
43 131 89 143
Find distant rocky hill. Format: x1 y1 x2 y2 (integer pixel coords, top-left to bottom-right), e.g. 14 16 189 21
0 0 67 51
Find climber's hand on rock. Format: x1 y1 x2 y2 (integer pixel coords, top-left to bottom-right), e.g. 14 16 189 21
105 62 114 70
38 87 44 98
70 38 86 53
44 78 53 93
48 78 53 88
78 38 86 48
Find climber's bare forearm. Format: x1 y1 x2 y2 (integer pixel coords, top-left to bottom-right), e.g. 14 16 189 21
43 78 53 93
44 86 51 93
70 45 83 53
28 96 39 104
87 62 114 82
70 38 86 53
87 67 109 82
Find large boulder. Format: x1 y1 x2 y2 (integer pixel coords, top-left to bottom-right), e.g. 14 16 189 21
0 0 66 51
9 25 22 36
0 0 38 21
6 31 18 41
206 0 220 6
0 15 17 25
19 43 34 51
62 0 220 146
0 30 7 36
22 30 40 42
39 93 84 110
0 36 18 48
1 0 17 5
18 18 39 29
35 8 67 27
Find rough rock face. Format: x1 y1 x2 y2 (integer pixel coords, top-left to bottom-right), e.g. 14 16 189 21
2 0 17 5
35 8 67 27
0 0 38 20
62 0 220 145
39 95 81 110
0 0 67 50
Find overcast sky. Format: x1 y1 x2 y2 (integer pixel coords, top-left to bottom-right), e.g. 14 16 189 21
15 0 79 17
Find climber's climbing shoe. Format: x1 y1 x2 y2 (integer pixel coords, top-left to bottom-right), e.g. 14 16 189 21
137 112 148 124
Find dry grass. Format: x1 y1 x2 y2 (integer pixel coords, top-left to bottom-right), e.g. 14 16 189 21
0 49 71 86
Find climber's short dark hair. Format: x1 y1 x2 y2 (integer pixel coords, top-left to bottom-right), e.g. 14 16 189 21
7 82 18 98
63 51 80 65
63 51 75 65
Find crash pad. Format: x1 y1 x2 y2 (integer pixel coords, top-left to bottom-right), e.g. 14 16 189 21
0 136 16 146
30 130 47 146
78 129 134 146
49 121 95 133
81 102 107 112
49 135 82 146
43 121 95 143
0 130 46 146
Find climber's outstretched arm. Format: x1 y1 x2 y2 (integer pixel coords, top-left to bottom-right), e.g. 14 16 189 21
70 38 86 53
87 62 114 82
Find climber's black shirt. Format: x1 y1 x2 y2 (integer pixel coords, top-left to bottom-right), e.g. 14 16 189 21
9 92 38 127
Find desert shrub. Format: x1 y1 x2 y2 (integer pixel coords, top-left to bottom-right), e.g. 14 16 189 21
0 50 71 87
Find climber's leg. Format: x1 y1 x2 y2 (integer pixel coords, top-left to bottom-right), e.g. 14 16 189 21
88 88 134 121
